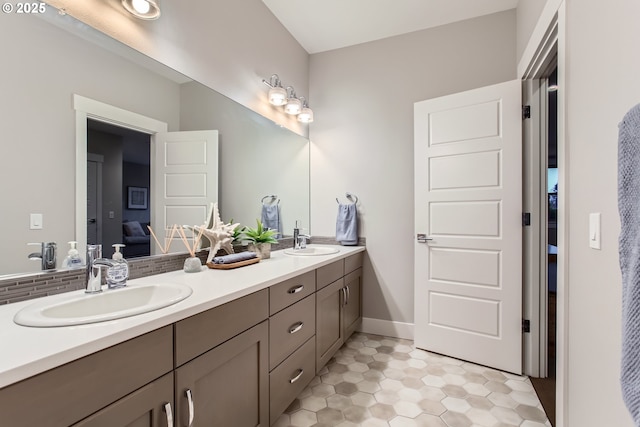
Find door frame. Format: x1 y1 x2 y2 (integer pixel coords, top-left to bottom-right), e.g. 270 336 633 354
519 1 567 425
74 94 168 257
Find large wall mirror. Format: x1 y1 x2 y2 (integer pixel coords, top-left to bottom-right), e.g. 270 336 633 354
0 10 310 277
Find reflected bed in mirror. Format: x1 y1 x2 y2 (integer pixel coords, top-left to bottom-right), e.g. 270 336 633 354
0 10 310 277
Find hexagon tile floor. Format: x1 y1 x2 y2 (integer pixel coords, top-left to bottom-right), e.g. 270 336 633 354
274 333 551 427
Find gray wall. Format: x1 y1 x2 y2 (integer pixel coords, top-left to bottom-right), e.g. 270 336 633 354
562 1 638 425
308 11 517 326
515 0 547 61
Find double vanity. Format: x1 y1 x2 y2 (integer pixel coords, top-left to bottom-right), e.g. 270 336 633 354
0 244 364 427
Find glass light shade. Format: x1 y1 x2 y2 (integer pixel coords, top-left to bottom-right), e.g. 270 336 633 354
268 86 287 106
285 98 302 115
297 107 314 123
122 0 161 20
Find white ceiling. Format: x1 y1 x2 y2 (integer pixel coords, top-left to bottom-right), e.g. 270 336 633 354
262 0 519 54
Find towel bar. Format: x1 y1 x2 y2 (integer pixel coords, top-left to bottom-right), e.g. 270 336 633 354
336 192 358 204
261 194 279 205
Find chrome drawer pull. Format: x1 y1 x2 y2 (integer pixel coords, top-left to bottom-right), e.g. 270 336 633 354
289 369 304 384
288 285 304 294
163 402 173 427
186 389 195 427
289 321 304 334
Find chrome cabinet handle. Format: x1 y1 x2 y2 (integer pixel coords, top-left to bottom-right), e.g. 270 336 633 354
289 321 304 334
163 402 173 427
416 233 433 243
345 285 350 305
289 369 304 384
288 284 304 294
186 389 195 427
340 287 346 306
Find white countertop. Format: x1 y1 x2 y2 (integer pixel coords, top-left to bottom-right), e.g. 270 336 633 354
0 245 364 389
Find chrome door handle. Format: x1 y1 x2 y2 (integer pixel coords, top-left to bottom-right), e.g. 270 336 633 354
289 321 304 334
345 285 350 305
163 402 173 427
288 284 304 294
289 369 304 384
417 233 433 243
185 389 195 427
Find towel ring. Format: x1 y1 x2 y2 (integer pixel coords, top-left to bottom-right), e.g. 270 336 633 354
261 195 279 205
336 192 359 204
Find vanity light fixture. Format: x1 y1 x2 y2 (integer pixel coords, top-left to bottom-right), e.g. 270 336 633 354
262 74 314 123
263 74 287 106
297 97 314 123
122 0 161 20
284 87 302 115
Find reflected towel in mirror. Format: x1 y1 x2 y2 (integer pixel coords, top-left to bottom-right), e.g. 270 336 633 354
261 204 282 238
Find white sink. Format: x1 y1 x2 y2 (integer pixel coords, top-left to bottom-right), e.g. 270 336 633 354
283 245 340 256
14 283 192 327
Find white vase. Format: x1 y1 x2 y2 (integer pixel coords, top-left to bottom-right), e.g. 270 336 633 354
248 242 271 259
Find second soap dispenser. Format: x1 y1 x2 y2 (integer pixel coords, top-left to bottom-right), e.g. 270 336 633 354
106 244 129 289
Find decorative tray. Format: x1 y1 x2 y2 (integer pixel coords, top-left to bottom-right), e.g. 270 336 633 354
206 257 260 270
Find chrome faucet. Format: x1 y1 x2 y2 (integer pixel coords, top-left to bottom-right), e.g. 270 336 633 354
28 242 57 270
293 221 311 250
86 244 116 294
296 234 311 249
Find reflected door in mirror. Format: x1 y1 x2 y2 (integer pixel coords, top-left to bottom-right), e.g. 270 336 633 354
87 154 104 245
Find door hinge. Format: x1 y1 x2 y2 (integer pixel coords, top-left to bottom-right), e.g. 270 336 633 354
522 212 531 226
522 319 531 333
522 105 531 120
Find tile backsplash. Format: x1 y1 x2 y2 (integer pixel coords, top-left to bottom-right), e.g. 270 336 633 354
0 237 364 305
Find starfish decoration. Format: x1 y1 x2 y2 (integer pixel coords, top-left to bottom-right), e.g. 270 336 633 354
192 203 240 264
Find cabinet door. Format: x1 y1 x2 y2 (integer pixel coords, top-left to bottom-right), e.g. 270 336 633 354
73 373 174 427
175 321 269 427
343 268 362 340
316 278 345 372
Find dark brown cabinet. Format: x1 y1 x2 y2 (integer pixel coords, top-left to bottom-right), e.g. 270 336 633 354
315 254 363 372
0 326 173 427
73 373 174 427
0 250 364 427
175 321 269 427
343 267 363 340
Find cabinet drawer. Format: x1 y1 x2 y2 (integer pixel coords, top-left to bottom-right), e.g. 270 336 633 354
175 289 268 366
345 252 364 274
0 326 173 427
270 337 316 425
316 259 344 290
270 293 316 370
269 271 316 315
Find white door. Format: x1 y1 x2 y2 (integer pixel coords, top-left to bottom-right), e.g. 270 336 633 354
414 80 522 374
153 130 219 254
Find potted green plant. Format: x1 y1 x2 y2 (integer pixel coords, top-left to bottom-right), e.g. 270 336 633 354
241 219 278 259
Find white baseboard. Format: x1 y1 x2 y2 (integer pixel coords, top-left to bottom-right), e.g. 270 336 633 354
359 317 414 340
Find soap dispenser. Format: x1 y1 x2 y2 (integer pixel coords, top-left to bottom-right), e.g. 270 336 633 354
62 241 83 269
106 244 129 289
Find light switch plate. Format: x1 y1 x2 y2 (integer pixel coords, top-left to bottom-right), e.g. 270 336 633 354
30 213 43 230
589 213 601 250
